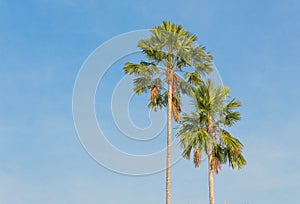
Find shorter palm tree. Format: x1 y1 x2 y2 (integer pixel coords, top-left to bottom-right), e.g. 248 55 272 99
176 80 246 204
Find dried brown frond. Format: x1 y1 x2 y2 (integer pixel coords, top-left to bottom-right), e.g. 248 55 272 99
150 87 160 103
233 147 241 155
171 93 182 122
172 102 179 122
211 156 221 174
193 149 201 168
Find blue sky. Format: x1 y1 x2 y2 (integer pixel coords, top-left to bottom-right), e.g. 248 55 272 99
1 0 300 203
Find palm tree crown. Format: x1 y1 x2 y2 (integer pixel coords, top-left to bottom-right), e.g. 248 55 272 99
177 80 246 171
123 21 213 116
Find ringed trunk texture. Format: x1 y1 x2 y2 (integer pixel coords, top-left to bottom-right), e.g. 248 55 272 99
208 153 215 204
166 80 172 204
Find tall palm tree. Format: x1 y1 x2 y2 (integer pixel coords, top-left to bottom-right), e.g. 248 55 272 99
176 80 246 204
123 21 213 204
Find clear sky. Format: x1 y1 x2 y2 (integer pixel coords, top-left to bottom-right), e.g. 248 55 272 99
1 0 300 203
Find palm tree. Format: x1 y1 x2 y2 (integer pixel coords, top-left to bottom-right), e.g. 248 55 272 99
123 21 213 204
176 80 246 204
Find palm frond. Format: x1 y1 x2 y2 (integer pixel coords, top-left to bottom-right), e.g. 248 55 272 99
220 98 242 126
219 129 246 169
185 72 202 85
193 148 201 168
172 92 181 122
211 156 221 174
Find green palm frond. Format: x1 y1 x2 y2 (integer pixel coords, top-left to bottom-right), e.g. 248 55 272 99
223 111 241 126
123 61 159 76
191 46 213 74
148 94 166 111
220 98 242 126
133 76 163 94
133 77 153 94
226 98 242 110
220 129 246 169
176 112 212 161
220 129 243 151
185 72 202 85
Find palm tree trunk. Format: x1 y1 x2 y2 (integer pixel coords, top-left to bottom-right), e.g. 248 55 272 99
208 153 215 204
207 116 215 204
166 80 172 204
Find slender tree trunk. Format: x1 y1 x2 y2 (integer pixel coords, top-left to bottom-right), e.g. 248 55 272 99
207 116 215 204
208 153 215 204
166 79 172 204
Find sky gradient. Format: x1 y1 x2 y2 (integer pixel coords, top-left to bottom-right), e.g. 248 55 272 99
1 0 300 203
